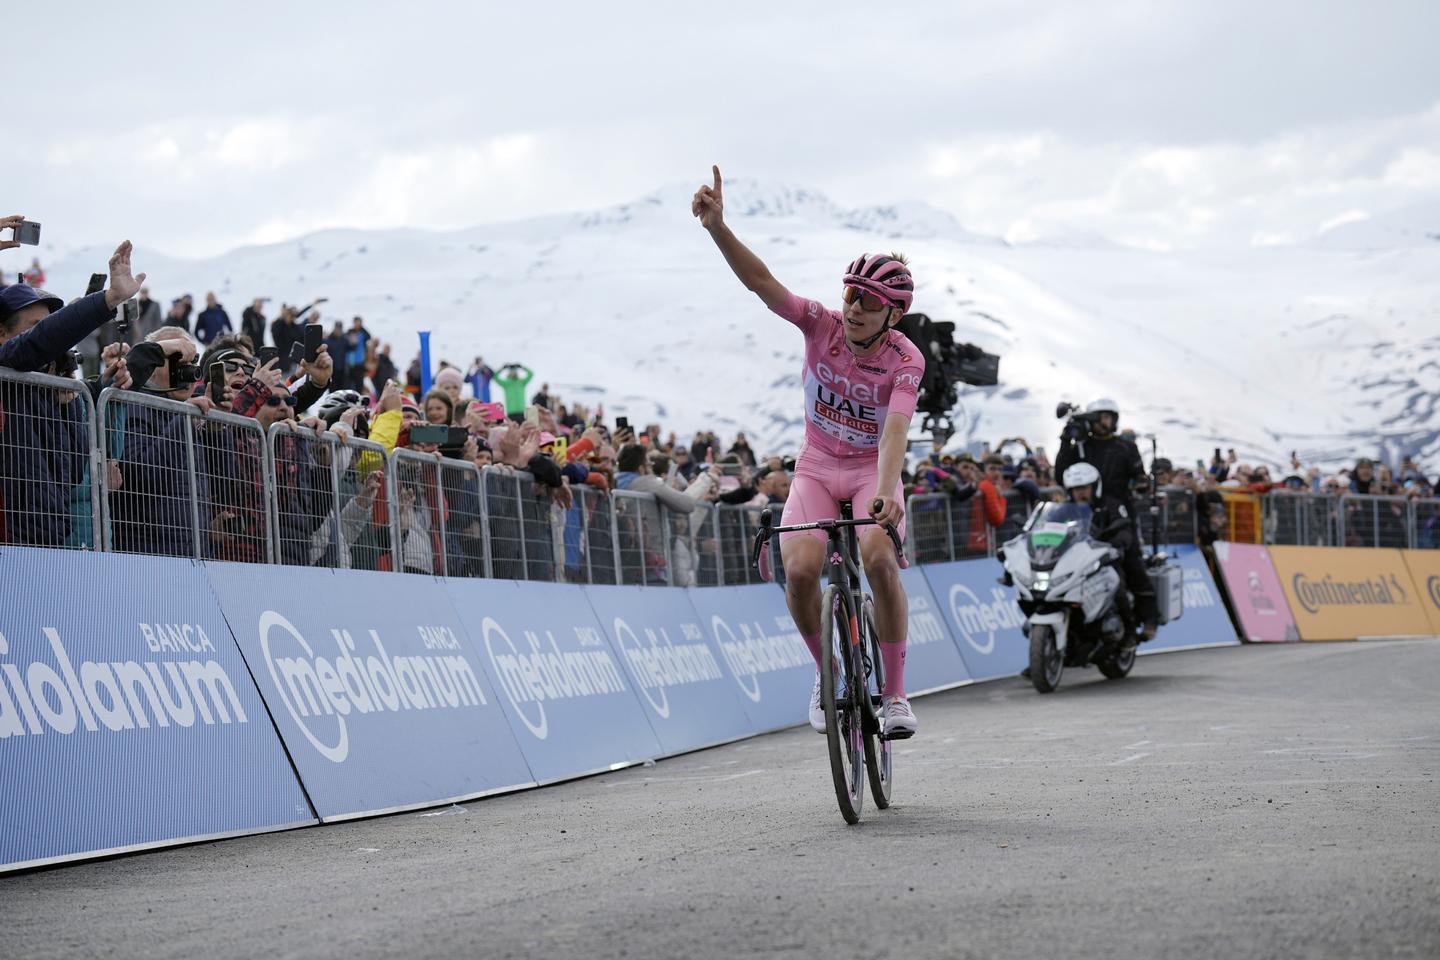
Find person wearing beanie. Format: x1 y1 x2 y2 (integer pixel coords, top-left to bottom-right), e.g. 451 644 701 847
434 366 465 403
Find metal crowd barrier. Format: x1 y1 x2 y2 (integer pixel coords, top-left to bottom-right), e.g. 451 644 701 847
438 456 486 578
1262 490 1340 547
98 388 208 558
612 489 671 586
201 408 273 564
0 368 100 550
481 466 527 580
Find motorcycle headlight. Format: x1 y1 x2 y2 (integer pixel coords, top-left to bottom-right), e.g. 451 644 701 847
1033 571 1051 591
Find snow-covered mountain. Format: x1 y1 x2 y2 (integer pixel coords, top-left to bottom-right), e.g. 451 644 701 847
41 184 1440 472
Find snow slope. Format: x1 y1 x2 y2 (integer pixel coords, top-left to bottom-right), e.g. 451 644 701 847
41 183 1440 471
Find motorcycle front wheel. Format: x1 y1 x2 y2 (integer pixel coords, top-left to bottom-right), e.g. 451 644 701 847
1028 623 1064 693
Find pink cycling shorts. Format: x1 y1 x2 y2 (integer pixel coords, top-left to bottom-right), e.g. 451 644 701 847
779 453 906 555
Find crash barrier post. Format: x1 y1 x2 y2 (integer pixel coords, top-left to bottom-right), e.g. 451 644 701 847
0 548 315 871
97 387 207 559
0 368 100 551
1218 489 1262 544
1337 493 1413 549
1267 545 1435 641
1262 490 1340 547
481 465 526 580
611 489 672 586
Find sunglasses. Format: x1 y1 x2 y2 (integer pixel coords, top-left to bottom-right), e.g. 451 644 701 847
264 395 298 408
841 285 893 313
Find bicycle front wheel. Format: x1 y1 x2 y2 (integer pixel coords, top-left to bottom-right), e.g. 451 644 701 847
820 584 865 824
861 597 892 809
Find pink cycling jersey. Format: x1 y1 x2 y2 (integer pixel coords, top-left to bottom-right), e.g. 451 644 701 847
772 292 924 462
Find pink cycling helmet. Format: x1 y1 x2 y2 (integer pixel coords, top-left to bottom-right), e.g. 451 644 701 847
843 253 914 312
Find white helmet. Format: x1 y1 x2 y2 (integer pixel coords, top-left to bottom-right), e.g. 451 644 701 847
1086 398 1120 418
1063 462 1102 490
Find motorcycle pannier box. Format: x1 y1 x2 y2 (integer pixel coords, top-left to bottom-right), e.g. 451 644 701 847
1149 563 1184 624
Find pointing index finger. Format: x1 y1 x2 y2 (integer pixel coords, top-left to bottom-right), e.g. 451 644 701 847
712 165 722 194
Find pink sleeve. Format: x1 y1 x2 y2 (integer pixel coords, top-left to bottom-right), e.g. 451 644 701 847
769 292 826 337
887 364 924 420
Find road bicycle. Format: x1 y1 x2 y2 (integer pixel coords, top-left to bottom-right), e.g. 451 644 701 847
753 499 906 824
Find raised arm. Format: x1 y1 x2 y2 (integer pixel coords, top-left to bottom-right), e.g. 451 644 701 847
693 166 790 312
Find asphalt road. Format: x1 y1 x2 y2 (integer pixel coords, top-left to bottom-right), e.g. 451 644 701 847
3 639 1438 960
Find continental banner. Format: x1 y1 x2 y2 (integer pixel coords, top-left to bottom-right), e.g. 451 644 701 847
1401 550 1440 636
1269 546 1434 641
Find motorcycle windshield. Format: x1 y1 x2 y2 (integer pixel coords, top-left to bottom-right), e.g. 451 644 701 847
1026 502 1092 567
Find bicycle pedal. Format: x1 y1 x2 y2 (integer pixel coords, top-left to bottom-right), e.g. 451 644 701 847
879 727 915 742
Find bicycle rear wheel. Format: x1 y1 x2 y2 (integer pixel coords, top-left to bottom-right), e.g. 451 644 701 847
820 584 865 824
860 597 892 809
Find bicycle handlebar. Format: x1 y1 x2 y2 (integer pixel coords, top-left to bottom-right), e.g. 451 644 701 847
752 505 906 569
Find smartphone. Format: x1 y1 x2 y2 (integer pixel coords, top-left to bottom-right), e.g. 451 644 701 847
408 424 450 445
524 405 540 426
288 341 305 365
474 401 506 422
16 220 41 246
207 362 227 404
256 346 280 368
303 323 323 363
117 298 138 337
1213 448 1222 461
86 273 107 296
616 416 630 433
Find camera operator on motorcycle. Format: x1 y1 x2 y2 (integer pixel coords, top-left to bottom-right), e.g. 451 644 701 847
1060 462 1141 642
1054 399 1158 641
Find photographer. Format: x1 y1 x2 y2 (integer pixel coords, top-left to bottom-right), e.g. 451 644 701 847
110 327 214 557
1054 398 1157 638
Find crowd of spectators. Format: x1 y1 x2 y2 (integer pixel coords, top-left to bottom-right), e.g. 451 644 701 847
1 219 1435 571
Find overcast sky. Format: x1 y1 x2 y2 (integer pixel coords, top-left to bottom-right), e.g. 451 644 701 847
14 0 1440 256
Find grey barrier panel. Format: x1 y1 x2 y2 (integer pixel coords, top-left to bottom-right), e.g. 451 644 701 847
0 368 99 551
682 500 723 587
438 456 487 578
98 387 205 559
1262 491 1340 547
518 470 558 582
571 485 619 585
1339 494 1412 549
331 434 391 572
611 490 672 586
482 466 526 580
715 503 754 585
267 422 343 568
197 407 273 564
1413 498 1440 550
907 493 954 564
946 495 992 560
387 447 448 576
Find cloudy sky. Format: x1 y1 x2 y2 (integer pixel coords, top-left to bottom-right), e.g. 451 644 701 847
15 0 1440 256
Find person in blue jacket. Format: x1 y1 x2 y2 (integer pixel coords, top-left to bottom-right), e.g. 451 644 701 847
194 292 232 345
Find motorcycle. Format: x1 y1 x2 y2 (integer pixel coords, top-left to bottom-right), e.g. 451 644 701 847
998 501 1138 693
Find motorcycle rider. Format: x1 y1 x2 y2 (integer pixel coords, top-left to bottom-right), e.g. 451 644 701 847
1054 399 1158 640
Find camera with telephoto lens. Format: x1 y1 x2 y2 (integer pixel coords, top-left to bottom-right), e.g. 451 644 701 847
1056 401 1100 443
892 312 1001 444
168 351 202 387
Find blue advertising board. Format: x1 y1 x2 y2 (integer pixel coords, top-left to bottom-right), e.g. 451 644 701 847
921 558 1030 681
1140 545 1240 654
685 584 816 733
445 578 664 784
862 567 974 694
0 550 313 871
204 563 535 822
583 585 758 755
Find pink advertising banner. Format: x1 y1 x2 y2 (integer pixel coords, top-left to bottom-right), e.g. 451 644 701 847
1213 542 1299 642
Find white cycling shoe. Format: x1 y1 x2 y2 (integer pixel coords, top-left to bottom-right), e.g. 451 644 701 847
881 696 917 740
808 673 827 733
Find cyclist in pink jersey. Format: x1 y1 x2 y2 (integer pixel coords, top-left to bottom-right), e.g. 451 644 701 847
693 166 923 739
